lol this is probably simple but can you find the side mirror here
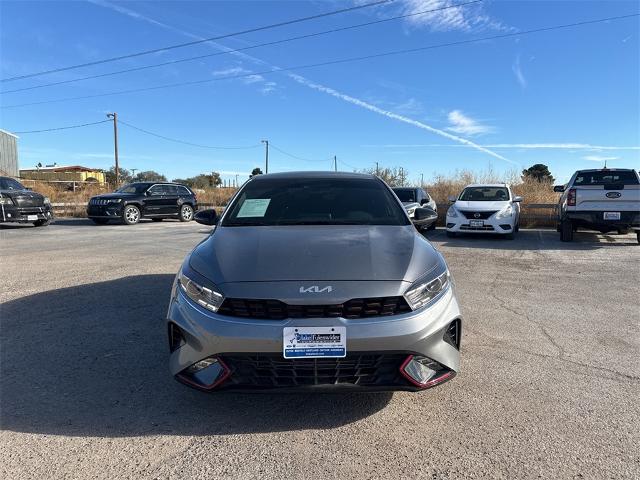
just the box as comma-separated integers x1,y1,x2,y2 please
413,207,438,225
513,196,523,203
448,195,457,203
553,185,565,193
194,209,218,226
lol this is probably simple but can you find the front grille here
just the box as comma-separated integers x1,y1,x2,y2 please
460,224,495,231
458,210,498,220
221,353,409,388
217,297,412,320
443,319,461,350
13,195,44,208
90,198,110,206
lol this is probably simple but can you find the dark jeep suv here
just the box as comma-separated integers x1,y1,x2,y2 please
0,176,53,227
87,182,198,225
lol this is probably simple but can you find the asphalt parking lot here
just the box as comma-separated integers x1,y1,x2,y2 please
1,219,639,479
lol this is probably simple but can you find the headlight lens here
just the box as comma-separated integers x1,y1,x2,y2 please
404,266,451,311
407,207,417,217
0,196,14,205
108,198,122,204
177,266,224,312
44,197,51,204
496,205,513,219
446,206,458,218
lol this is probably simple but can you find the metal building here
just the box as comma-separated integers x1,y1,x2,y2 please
0,129,19,177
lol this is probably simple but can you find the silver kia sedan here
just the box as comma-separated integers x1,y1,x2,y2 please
167,171,461,392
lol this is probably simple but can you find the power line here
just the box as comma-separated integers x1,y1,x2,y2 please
1,0,391,83
118,120,261,149
339,159,360,170
3,13,637,109
1,1,483,94
269,143,330,163
12,119,111,134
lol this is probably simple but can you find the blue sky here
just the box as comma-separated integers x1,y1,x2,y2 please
1,0,638,184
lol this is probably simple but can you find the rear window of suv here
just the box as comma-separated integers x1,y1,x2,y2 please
574,170,639,185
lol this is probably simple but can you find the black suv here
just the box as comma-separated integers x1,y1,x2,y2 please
87,182,198,225
0,176,53,227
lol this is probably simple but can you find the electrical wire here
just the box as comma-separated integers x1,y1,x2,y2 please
269,143,330,163
118,119,261,149
1,1,483,94
1,0,392,82
3,13,637,109
12,119,111,134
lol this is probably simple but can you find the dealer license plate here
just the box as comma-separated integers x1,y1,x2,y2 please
26,215,38,221
283,326,346,359
603,212,620,220
469,219,484,228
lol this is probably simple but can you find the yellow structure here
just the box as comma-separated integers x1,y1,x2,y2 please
20,165,106,184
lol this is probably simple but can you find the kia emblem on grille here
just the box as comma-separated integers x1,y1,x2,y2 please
299,286,333,293
473,212,481,218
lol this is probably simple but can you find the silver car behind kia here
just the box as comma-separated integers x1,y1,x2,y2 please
167,172,461,392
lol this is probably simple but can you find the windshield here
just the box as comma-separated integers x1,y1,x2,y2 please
222,177,410,226
0,177,26,190
459,187,510,201
574,170,639,185
116,183,149,194
393,188,416,203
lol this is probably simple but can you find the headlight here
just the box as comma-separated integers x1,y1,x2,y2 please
0,196,14,205
495,205,513,219
407,207,417,217
108,198,122,204
177,265,224,312
404,264,451,311
44,197,51,204
446,206,458,218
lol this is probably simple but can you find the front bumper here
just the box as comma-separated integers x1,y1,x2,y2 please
167,284,462,392
446,214,514,234
87,204,124,218
0,204,53,223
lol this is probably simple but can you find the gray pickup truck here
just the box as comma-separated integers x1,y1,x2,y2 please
554,168,640,243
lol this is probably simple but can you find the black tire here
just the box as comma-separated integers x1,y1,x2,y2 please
637,231,640,244
152,218,164,222
560,219,573,242
122,205,141,225
515,222,520,233
179,204,194,222
91,218,109,225
33,219,51,227
446,231,457,238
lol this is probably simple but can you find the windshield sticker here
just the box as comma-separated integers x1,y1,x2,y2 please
237,198,271,217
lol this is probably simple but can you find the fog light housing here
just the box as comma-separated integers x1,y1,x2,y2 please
176,356,230,390
400,355,456,389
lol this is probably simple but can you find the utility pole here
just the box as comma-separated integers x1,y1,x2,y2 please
421,173,424,186
106,113,119,186
235,174,239,187
261,139,269,174
334,155,337,172
131,168,138,179
375,162,379,177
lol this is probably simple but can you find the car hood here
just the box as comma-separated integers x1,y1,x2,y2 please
189,225,442,284
454,200,509,210
0,189,43,200
92,192,137,200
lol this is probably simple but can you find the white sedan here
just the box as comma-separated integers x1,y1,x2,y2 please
446,184,522,239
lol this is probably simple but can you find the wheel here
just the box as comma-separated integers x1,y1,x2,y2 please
560,219,573,242
179,204,194,222
91,218,109,225
33,219,51,227
122,205,141,225
514,222,520,233
446,231,456,238
152,218,163,222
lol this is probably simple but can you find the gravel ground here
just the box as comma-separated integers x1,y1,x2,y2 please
1,219,639,479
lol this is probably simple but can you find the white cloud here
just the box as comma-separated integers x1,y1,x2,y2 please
446,110,495,136
363,143,640,151
583,155,619,162
512,54,526,89
243,74,265,84
212,66,248,76
396,0,512,32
